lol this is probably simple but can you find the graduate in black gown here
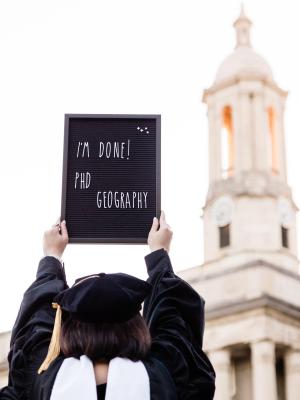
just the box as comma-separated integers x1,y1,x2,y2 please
0,211,215,400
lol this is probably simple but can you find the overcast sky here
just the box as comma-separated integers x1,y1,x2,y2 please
1,0,300,332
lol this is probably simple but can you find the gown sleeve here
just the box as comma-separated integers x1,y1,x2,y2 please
0,256,68,400
142,249,215,400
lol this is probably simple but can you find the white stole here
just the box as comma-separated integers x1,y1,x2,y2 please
50,355,150,400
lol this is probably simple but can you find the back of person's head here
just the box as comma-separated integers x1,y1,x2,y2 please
60,312,151,362
38,272,152,373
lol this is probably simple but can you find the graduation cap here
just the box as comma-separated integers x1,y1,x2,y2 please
38,272,151,374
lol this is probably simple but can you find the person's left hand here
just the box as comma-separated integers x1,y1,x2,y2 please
43,220,69,259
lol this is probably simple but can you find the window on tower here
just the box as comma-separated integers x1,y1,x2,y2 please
281,225,289,248
267,107,279,174
219,224,230,248
221,105,234,178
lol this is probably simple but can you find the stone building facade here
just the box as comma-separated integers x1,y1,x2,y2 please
179,7,300,400
0,332,10,388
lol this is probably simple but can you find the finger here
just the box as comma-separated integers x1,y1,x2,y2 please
160,210,167,227
60,220,69,241
150,216,159,233
51,225,61,235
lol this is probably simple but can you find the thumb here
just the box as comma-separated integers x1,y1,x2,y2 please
60,220,69,241
150,216,159,233
160,210,167,227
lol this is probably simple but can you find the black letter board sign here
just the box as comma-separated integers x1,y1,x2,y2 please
61,114,161,243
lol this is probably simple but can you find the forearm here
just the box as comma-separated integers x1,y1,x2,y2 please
143,251,205,344
144,248,174,279
142,249,215,397
36,256,66,281
11,256,68,348
6,256,68,392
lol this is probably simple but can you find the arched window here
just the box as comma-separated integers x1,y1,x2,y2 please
267,107,279,174
219,224,230,248
281,225,289,248
221,105,234,178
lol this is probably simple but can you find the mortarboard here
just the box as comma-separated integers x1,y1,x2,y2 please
55,272,151,323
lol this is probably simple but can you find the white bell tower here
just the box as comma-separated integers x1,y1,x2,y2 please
179,7,300,400
202,6,298,274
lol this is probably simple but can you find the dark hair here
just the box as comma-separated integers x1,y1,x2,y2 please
60,313,151,362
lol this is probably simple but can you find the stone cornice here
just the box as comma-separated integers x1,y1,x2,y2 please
203,171,297,209
180,258,300,284
202,75,288,102
205,293,300,322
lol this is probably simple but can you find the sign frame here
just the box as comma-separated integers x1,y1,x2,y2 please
61,113,161,244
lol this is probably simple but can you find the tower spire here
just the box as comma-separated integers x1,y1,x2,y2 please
233,4,252,48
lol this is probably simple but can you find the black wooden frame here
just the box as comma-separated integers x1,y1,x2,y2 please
61,113,161,244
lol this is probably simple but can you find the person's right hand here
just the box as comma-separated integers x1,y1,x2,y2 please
43,220,69,259
148,211,173,253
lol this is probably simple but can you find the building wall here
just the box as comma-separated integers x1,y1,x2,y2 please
233,357,252,400
0,369,8,389
0,332,10,388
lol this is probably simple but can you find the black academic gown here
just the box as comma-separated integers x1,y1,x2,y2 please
0,249,215,400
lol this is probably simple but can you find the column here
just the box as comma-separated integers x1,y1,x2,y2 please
285,349,300,400
209,349,232,400
207,105,222,182
251,340,277,400
252,92,270,171
238,92,253,171
276,101,288,183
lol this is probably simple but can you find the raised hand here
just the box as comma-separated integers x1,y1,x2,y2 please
147,211,173,253
43,220,69,259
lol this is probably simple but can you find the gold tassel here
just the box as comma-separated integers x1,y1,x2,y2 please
38,303,62,374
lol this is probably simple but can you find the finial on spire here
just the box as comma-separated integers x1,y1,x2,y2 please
233,3,252,48
240,3,246,18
